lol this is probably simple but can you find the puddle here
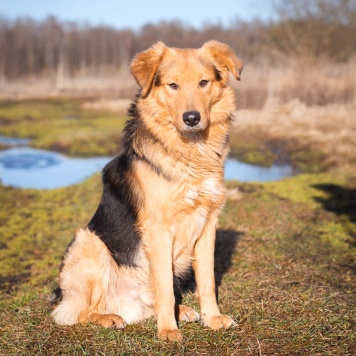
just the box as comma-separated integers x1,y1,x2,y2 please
0,147,110,190
224,158,294,182
0,147,294,190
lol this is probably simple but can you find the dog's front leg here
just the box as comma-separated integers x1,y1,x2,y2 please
193,216,235,330
144,230,182,342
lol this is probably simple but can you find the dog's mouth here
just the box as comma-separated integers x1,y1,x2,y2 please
179,125,209,142
179,122,208,138
177,121,209,143
182,124,204,132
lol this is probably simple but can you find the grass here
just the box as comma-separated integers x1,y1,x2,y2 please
233,59,356,109
0,171,355,354
0,98,355,354
0,98,127,156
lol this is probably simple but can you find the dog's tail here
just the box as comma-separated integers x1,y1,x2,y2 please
48,286,63,307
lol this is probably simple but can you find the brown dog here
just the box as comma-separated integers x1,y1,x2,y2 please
52,41,243,341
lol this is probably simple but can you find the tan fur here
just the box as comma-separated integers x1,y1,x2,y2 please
52,41,242,341
52,229,154,326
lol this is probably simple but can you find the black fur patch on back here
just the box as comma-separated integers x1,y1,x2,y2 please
88,153,141,267
86,98,144,267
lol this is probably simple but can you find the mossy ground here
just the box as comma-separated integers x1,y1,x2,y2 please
0,99,355,354
0,98,127,156
229,131,331,174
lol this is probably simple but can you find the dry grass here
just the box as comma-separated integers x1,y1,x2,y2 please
82,98,133,113
0,66,137,101
231,100,356,171
235,57,356,109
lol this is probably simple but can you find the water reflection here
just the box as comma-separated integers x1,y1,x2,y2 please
0,152,60,169
224,158,294,182
0,147,294,190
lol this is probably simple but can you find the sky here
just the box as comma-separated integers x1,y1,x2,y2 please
0,0,275,30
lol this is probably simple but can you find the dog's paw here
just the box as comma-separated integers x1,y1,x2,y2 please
203,314,235,330
158,328,183,342
90,313,127,329
176,304,200,322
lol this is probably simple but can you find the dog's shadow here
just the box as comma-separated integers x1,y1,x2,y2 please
175,229,241,303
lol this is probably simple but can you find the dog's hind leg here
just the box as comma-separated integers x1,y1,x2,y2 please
53,272,127,329
52,229,127,328
175,304,200,322
87,313,126,328
77,281,127,329
52,274,94,326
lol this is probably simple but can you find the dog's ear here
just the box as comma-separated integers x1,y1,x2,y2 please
200,41,243,81
130,42,166,97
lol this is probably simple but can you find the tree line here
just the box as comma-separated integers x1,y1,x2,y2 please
0,0,354,82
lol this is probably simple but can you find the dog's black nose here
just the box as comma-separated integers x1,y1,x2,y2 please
183,111,201,127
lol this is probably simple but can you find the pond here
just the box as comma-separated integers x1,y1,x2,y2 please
0,147,110,190
0,144,294,190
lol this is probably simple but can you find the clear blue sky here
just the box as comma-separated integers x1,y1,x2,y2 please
0,0,275,30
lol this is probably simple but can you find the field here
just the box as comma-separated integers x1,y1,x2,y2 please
0,98,355,355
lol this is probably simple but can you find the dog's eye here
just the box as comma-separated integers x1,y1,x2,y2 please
199,80,209,88
168,83,178,90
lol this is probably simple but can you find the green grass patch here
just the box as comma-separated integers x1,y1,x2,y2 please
230,133,276,167
0,98,126,156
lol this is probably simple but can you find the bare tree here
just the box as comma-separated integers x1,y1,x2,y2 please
0,5,354,83
269,0,356,61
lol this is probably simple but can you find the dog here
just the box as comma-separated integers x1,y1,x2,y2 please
52,41,243,342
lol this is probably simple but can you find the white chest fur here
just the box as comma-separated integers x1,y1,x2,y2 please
185,177,225,206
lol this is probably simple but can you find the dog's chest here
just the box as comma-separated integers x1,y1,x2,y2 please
183,177,225,208
172,206,206,246
170,177,225,251
136,161,225,240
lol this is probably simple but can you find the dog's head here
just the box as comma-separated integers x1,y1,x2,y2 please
131,41,243,134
